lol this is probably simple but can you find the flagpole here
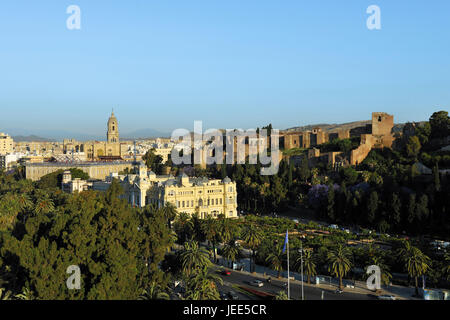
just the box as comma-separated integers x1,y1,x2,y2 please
301,240,304,300
287,229,290,300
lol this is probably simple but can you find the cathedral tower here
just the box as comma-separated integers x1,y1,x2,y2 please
107,111,119,143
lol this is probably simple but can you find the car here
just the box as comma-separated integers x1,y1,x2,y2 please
220,292,229,300
345,283,355,288
377,295,396,300
250,280,264,287
292,219,299,223
228,290,239,300
221,270,231,276
334,289,343,294
329,224,338,229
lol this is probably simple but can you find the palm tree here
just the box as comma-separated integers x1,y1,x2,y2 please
275,291,289,300
180,241,212,277
0,288,11,300
174,212,194,243
201,215,220,262
184,267,223,300
327,244,352,290
34,196,55,215
397,241,431,296
162,202,178,229
139,282,170,300
241,224,263,273
443,252,450,281
217,214,237,245
222,240,241,268
266,244,284,278
295,248,316,284
14,287,35,300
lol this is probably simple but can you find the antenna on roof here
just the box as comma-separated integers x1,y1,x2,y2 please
133,140,137,164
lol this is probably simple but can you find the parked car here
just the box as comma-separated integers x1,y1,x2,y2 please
329,224,338,229
377,295,396,300
250,279,264,287
228,290,239,300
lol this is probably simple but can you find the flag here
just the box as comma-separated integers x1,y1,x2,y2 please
282,230,288,253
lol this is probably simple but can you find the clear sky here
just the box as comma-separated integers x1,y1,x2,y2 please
0,0,449,136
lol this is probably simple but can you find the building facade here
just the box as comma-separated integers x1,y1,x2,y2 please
0,132,14,155
88,162,238,219
25,161,133,181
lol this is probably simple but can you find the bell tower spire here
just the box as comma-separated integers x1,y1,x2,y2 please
107,110,119,143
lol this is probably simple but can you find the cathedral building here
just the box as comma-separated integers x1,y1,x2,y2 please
65,111,122,161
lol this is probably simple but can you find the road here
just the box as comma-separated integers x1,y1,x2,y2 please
215,268,375,301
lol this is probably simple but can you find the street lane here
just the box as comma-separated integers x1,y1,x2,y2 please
216,268,374,300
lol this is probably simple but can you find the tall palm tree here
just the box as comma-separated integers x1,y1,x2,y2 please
201,215,220,262
162,202,178,229
139,282,170,300
217,214,237,245
241,224,263,273
266,244,284,278
327,244,352,290
174,212,194,243
222,240,241,268
295,248,317,284
180,241,212,277
184,267,223,300
397,241,431,296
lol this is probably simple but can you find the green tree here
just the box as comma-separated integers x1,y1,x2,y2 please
397,241,431,297
180,241,212,277
241,224,263,273
429,111,450,139
275,291,289,300
266,244,284,278
184,266,223,300
139,282,170,300
367,191,379,224
406,136,421,159
295,249,317,284
222,240,241,268
0,180,152,299
142,149,164,174
201,215,220,262
327,244,352,290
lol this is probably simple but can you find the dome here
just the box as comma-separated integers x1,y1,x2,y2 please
223,176,231,183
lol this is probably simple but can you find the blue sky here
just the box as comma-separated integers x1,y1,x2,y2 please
0,0,449,137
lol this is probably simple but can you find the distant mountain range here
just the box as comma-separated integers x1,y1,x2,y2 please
5,128,172,142
12,135,56,142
